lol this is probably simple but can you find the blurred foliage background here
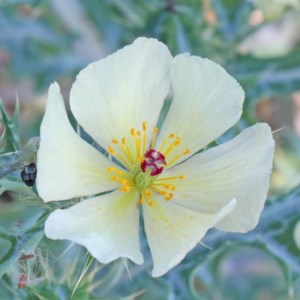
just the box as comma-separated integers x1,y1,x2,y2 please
1,0,300,299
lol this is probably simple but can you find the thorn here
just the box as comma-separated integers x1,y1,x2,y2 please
272,126,286,135
123,259,132,282
199,241,212,250
59,242,76,258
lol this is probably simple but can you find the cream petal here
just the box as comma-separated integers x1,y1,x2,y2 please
162,123,274,233
70,37,172,151
143,197,236,277
45,190,143,264
156,54,244,165
37,82,119,202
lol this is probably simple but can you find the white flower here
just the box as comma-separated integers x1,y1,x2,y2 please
37,38,274,277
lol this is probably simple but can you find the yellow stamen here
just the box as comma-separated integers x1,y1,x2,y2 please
142,121,147,132
151,127,158,149
182,148,190,155
130,128,136,136
174,137,181,146
116,169,128,176
165,193,174,201
145,190,153,196
166,148,190,167
108,167,132,181
143,133,147,154
119,143,134,164
108,146,115,155
108,142,132,168
119,138,134,163
162,137,180,157
141,190,154,206
135,134,141,160
151,187,167,196
152,183,177,192
114,153,131,168
119,186,131,192
159,133,175,152
163,144,174,157
120,179,128,185
141,122,147,154
156,175,185,182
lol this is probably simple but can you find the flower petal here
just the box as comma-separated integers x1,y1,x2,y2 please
70,37,172,151
143,197,236,277
37,82,119,202
45,190,143,264
162,123,274,233
157,54,244,165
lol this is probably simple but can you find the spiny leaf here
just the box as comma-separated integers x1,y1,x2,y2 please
0,230,44,278
0,137,39,179
0,98,21,154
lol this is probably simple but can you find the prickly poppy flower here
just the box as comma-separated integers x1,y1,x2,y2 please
37,38,274,277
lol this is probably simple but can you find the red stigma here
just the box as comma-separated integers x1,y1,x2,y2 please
141,149,166,176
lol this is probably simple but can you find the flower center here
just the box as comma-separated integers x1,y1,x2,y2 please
130,164,156,189
107,121,189,205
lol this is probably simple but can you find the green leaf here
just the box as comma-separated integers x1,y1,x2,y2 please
0,98,21,153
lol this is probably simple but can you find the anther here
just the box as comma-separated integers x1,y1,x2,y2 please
182,148,190,155
165,193,174,201
119,186,131,192
142,121,147,132
174,137,180,146
145,190,153,196
111,139,118,144
130,128,135,136
108,146,115,154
